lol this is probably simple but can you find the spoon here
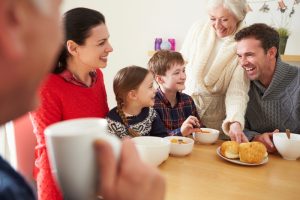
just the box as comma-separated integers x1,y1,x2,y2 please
286,129,291,139
193,123,202,132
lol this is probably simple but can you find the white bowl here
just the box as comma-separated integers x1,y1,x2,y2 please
273,132,300,160
192,128,220,144
164,136,194,156
131,136,170,166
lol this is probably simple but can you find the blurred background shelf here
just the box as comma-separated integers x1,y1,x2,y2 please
281,55,300,62
148,52,300,62
148,50,156,57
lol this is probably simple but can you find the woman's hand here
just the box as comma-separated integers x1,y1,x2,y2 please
228,122,248,143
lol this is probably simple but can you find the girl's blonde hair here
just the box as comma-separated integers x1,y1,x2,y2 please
113,65,149,137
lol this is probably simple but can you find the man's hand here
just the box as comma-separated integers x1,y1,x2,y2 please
228,122,248,143
94,139,165,200
253,130,278,153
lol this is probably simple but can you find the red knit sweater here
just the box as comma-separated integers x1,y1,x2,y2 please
31,69,109,200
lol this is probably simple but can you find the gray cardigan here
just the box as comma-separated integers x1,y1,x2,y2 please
244,58,300,140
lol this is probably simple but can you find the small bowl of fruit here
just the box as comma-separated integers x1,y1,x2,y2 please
164,136,194,156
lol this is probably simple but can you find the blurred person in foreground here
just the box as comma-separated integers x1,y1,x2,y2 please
0,0,165,199
235,23,300,153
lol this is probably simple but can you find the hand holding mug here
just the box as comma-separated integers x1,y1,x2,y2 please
94,139,166,200
45,118,121,200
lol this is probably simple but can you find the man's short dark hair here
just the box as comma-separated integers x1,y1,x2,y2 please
235,23,280,58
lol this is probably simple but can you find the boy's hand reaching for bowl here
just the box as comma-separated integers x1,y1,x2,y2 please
181,116,201,136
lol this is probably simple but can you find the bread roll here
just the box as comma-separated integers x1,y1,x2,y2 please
239,142,267,164
220,141,239,159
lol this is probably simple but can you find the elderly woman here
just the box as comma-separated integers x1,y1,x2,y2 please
181,0,249,142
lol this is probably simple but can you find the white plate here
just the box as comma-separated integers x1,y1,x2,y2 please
216,147,268,166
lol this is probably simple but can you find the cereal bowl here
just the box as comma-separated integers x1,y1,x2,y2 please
131,136,171,166
193,128,220,144
273,132,300,160
164,136,194,156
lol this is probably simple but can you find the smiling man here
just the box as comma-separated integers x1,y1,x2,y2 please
235,23,300,153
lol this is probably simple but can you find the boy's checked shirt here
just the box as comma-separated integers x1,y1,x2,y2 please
153,88,203,136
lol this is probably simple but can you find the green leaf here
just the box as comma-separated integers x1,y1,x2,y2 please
276,27,290,37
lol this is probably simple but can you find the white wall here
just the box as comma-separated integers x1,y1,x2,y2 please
245,0,300,54
61,0,207,108
61,0,300,108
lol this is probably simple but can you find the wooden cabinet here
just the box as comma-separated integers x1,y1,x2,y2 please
149,51,300,63
281,55,300,62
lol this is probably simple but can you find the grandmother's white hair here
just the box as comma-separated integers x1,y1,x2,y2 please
207,0,248,21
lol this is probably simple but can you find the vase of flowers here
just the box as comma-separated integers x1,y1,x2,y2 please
249,0,300,54
274,0,299,54
277,27,290,54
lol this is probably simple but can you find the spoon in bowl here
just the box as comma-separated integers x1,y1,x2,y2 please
286,129,291,139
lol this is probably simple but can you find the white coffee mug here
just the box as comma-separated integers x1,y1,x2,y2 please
45,118,121,200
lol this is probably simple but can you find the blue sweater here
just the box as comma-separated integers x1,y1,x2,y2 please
0,156,35,200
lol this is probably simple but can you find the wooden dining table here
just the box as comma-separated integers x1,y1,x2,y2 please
159,140,300,200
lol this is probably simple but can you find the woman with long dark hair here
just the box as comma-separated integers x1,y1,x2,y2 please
31,7,113,199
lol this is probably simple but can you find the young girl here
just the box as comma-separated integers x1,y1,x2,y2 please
30,8,113,200
107,66,167,138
